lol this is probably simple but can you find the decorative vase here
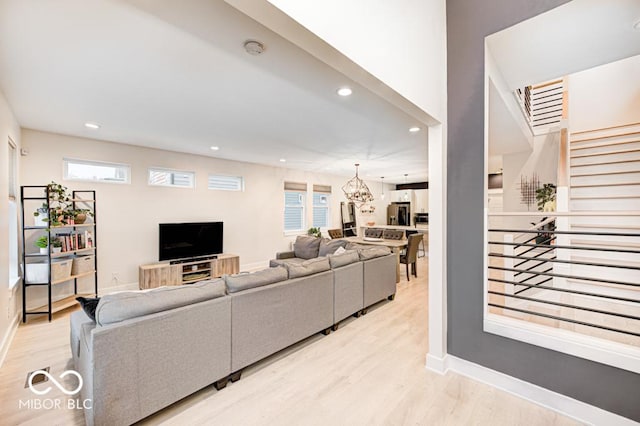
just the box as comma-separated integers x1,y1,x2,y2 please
75,213,87,224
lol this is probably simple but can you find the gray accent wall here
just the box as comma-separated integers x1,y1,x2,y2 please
446,0,640,421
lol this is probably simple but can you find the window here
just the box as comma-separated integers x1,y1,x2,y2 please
64,158,130,184
148,168,195,188
284,182,307,233
312,184,332,228
208,174,244,191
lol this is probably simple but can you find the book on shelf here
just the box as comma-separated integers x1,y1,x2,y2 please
56,230,94,252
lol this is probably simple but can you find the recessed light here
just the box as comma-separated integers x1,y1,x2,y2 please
84,122,100,129
279,158,286,163
337,87,352,97
210,146,219,151
409,126,421,133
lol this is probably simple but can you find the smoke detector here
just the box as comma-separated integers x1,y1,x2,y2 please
244,40,265,56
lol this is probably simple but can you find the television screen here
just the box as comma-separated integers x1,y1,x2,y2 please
159,222,223,261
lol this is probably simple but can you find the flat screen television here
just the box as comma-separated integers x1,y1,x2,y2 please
159,222,223,262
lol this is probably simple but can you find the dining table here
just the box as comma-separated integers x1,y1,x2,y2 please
344,236,408,283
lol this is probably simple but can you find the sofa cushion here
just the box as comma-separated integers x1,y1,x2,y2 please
269,257,305,268
358,246,392,260
95,279,226,326
328,250,360,269
225,266,288,293
345,242,367,250
318,238,348,257
293,235,321,259
285,257,331,279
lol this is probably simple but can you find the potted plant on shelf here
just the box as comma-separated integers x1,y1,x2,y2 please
71,208,94,224
51,237,63,253
33,203,48,227
46,181,74,226
35,235,49,254
307,227,322,238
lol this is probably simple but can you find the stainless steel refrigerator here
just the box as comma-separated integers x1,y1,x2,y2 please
387,202,411,226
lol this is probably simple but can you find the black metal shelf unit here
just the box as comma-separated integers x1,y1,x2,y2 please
20,185,98,322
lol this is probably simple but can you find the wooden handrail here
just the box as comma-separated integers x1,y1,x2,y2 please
531,79,563,90
571,122,640,136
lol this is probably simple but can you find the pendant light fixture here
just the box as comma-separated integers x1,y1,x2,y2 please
342,163,374,207
403,174,410,201
380,176,385,200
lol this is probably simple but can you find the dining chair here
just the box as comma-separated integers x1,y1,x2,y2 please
327,228,344,239
383,229,404,240
364,228,383,238
405,229,425,257
400,233,423,281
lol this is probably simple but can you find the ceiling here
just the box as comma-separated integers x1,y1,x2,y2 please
487,0,640,90
0,0,428,184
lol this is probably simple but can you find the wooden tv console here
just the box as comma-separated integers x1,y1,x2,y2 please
138,254,239,289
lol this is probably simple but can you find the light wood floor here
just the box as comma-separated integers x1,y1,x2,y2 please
0,257,579,426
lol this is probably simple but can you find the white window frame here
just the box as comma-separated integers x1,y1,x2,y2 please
284,190,306,235
63,157,131,184
312,192,330,228
148,167,195,189
208,174,244,191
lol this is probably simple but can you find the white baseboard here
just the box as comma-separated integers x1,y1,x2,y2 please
437,355,636,426
425,353,448,375
0,314,20,369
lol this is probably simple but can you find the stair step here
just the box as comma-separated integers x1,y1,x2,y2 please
570,239,640,250
570,255,640,269
571,155,640,167
569,196,640,212
571,141,640,158
571,127,640,143
570,223,640,231
570,137,640,151
571,169,639,178
571,147,640,159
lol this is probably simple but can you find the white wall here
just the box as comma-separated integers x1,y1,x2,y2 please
502,132,559,227
569,54,640,132
0,89,21,365
20,129,388,298
264,0,447,124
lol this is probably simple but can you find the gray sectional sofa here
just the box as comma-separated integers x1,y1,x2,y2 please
70,238,395,426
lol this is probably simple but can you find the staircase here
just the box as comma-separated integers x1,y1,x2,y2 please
516,79,566,135
561,122,640,344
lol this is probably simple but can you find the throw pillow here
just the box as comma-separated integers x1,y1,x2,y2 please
293,235,321,259
76,296,100,321
318,238,348,256
358,246,392,260
328,250,360,268
286,257,331,279
225,266,288,293
334,246,346,255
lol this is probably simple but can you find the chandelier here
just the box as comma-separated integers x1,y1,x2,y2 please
342,163,374,207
